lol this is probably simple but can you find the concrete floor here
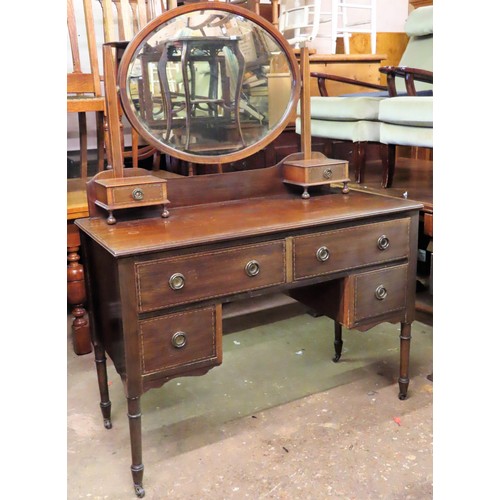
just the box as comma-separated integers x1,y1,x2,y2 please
68,296,433,499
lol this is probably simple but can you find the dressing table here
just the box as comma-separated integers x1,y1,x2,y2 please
76,3,422,497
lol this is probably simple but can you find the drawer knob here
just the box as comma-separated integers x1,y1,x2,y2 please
374,285,388,300
169,273,185,290
132,188,144,201
316,246,330,262
245,260,260,277
377,235,390,251
323,168,333,179
171,331,187,349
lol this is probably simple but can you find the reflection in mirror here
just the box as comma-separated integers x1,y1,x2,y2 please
122,8,295,159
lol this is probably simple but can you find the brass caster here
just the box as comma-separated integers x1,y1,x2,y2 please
103,418,112,430
134,485,145,498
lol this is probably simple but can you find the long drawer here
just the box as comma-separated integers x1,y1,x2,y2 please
139,305,222,376
136,241,286,312
292,218,410,280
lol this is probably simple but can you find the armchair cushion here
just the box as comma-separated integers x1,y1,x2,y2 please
309,96,385,121
378,96,433,128
379,96,433,148
296,117,380,143
405,5,433,36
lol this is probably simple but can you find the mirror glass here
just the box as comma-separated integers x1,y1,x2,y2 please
119,6,298,163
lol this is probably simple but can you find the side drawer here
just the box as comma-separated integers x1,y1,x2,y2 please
136,241,286,312
293,219,410,280
139,305,222,377
344,264,408,326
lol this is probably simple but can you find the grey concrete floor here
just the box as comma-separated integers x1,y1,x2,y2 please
68,297,433,499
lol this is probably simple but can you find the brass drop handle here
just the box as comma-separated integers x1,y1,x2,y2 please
245,260,260,277
374,285,388,300
316,246,330,262
377,235,390,250
171,331,187,349
169,273,185,290
132,188,144,201
323,168,333,179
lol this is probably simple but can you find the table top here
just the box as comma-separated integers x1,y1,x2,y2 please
76,189,422,257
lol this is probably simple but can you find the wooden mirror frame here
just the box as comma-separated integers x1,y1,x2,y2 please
117,1,301,165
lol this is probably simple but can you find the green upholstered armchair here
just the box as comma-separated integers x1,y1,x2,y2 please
297,5,433,185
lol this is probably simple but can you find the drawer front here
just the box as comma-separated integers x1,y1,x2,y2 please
351,264,408,323
136,241,286,312
112,182,165,205
139,305,221,376
293,219,410,280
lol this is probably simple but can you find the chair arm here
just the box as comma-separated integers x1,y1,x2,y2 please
310,71,387,97
379,66,433,96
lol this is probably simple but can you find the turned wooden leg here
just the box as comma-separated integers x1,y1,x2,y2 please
127,396,145,498
398,322,412,400
381,144,396,188
67,226,92,355
94,344,112,429
333,321,343,362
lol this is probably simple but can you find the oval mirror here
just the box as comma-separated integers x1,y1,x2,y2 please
118,2,300,165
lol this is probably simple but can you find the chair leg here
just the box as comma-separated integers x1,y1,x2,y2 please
78,112,88,179
353,142,366,184
96,111,105,172
381,144,396,188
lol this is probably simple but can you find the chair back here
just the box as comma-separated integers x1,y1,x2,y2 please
67,0,102,98
98,0,166,42
397,6,433,94
278,0,322,48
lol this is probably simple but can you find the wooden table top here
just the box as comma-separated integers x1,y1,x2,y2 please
76,189,422,257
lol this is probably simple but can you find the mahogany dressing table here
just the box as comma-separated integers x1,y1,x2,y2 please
76,4,423,497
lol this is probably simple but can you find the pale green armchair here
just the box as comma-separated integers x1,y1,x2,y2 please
298,5,433,185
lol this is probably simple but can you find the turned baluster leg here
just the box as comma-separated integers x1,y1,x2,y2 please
67,231,92,355
94,344,112,429
127,395,145,498
333,321,343,362
398,322,412,400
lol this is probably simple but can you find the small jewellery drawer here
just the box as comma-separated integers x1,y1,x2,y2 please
136,241,286,312
94,175,168,209
292,219,410,280
139,305,222,376
346,264,408,325
111,182,165,206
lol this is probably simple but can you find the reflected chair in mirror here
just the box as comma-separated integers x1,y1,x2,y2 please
67,0,107,355
301,5,433,185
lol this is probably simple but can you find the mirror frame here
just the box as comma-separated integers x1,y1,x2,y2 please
117,1,301,165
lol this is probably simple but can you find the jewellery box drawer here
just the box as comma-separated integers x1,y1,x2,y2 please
292,219,410,280
136,241,286,312
139,305,222,377
343,264,408,326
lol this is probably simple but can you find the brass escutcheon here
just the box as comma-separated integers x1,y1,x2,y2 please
377,235,390,250
323,168,333,179
132,188,144,201
316,246,330,262
245,260,260,277
374,285,388,300
171,331,187,349
169,273,185,290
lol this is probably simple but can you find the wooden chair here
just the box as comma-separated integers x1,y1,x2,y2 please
98,0,173,170
67,0,107,355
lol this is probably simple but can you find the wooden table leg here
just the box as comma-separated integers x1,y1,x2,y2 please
67,224,92,355
398,322,412,400
94,343,112,429
127,395,145,498
333,321,343,362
